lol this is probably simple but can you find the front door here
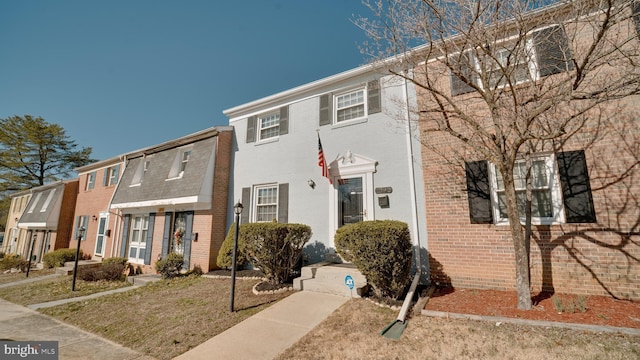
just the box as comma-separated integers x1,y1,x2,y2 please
337,177,365,227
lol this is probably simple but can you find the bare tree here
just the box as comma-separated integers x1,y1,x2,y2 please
357,0,640,309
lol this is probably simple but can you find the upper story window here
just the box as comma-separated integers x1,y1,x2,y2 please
167,147,193,179
335,88,365,123
131,158,151,186
86,172,96,190
40,189,56,212
254,185,278,222
246,106,289,144
258,112,280,141
27,193,42,213
318,80,381,127
451,24,573,96
103,165,120,187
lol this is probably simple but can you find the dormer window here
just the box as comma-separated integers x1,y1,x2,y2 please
40,188,56,212
167,147,193,180
131,157,152,186
180,151,191,175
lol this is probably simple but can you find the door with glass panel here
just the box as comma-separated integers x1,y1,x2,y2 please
337,177,365,227
128,215,148,264
95,215,107,256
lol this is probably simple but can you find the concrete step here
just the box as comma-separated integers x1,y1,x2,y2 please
127,274,162,286
56,260,102,275
294,263,367,298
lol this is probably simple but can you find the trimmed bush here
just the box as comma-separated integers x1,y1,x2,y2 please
42,248,83,268
155,253,184,279
216,223,248,270
103,257,128,266
78,263,126,282
334,220,412,300
0,254,28,271
242,222,312,284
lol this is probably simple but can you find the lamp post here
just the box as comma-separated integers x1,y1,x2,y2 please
229,201,243,312
71,226,85,291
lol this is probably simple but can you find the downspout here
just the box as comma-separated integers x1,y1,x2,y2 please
396,72,424,324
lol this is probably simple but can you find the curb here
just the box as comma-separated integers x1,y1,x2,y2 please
421,309,640,336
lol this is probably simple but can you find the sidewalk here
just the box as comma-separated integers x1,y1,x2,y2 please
174,291,349,360
0,298,154,360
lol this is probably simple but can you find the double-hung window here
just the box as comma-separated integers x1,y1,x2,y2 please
86,172,96,190
335,88,365,123
490,154,563,224
254,185,278,222
128,215,149,263
104,165,120,186
258,112,280,141
486,42,535,88
180,151,191,175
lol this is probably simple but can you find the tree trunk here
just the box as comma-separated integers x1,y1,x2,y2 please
501,168,533,310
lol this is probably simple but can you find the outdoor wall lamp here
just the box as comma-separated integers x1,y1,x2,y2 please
72,226,85,291
308,179,316,189
92,215,97,221
230,201,243,312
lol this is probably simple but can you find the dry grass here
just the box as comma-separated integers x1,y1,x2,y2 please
276,299,640,360
0,268,55,285
0,274,131,305
40,276,290,360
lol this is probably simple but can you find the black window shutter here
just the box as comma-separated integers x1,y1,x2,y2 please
102,168,108,187
279,106,289,135
182,211,194,269
82,216,89,240
241,187,251,224
246,116,257,143
161,213,172,258
450,52,476,96
319,94,332,126
120,214,131,258
533,25,574,77
278,183,289,223
367,80,381,114
556,150,596,223
465,161,494,224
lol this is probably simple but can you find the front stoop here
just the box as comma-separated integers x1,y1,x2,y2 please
294,262,367,298
55,260,101,275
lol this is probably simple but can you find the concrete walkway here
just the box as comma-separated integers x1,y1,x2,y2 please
0,298,154,360
0,273,61,288
174,291,349,360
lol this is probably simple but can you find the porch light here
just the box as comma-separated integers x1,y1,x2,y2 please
230,201,243,312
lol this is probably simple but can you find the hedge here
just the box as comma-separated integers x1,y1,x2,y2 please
42,248,83,268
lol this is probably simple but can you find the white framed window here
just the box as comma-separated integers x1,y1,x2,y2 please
254,185,278,222
105,166,119,186
485,40,537,88
489,154,564,225
258,112,280,141
86,172,96,190
40,189,56,212
180,151,191,174
128,215,148,264
335,87,366,123
131,158,151,186
167,147,193,180
27,193,42,213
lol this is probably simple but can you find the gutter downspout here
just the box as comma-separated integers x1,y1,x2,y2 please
382,72,424,337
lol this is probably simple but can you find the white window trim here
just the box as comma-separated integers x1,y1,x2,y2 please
27,193,42,213
333,86,367,125
257,111,280,142
94,214,108,257
130,157,151,187
166,146,194,180
252,184,278,223
86,172,95,191
40,189,56,212
489,154,565,225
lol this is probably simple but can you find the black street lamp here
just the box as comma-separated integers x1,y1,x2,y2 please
229,201,243,312
71,226,85,291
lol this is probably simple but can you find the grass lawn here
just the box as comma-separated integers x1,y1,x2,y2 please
0,268,56,285
40,276,290,360
0,274,131,305
276,299,640,360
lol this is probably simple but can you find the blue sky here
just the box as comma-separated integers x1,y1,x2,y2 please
0,0,373,161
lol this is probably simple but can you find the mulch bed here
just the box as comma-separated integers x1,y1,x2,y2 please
425,287,640,329
205,269,293,293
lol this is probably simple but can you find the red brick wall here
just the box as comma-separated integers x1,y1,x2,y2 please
418,13,640,299
53,180,79,250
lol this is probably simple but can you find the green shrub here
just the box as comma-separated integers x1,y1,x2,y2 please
42,248,83,268
155,253,184,279
334,220,412,300
242,222,312,284
78,263,126,282
216,223,248,270
103,257,128,266
0,252,5,259
0,254,29,271
186,264,204,277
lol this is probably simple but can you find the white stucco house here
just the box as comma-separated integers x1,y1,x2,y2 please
224,65,428,275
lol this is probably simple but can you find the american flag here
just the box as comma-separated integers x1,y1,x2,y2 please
318,134,332,184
